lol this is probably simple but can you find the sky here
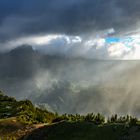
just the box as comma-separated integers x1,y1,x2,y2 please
0,0,140,59
1,0,140,116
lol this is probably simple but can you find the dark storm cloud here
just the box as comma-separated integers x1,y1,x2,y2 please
0,0,140,43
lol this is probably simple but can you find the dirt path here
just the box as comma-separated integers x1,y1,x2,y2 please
15,124,47,139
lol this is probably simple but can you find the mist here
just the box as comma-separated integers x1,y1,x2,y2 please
0,0,140,117
0,46,140,117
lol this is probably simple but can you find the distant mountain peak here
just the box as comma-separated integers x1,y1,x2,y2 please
10,44,34,54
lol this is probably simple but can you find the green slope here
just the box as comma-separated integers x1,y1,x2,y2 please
21,121,140,140
0,91,56,139
0,90,55,124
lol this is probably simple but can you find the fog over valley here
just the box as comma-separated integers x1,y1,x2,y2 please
0,46,140,117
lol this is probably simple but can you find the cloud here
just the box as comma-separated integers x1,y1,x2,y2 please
0,0,140,59
1,0,140,115
0,0,140,44
2,29,140,59
1,47,140,116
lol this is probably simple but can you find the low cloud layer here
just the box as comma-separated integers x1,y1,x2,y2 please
0,47,140,116
2,30,140,59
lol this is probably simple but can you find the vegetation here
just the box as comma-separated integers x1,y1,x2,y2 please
0,90,56,125
1,90,140,139
21,121,140,140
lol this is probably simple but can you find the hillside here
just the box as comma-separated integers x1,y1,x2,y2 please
0,92,140,140
0,117,46,139
20,121,140,140
0,91,55,139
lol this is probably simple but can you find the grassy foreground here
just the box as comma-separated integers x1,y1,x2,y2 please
0,117,47,139
20,121,140,140
1,119,140,140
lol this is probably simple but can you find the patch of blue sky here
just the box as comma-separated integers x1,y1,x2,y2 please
105,37,135,49
105,37,120,44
